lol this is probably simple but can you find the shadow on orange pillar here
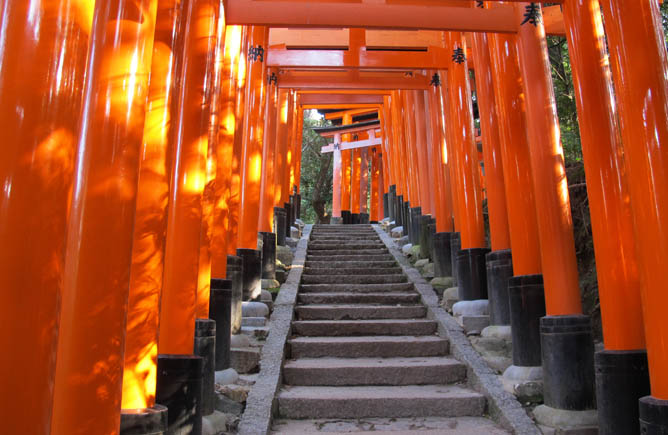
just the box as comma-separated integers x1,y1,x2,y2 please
159,0,219,355
224,26,249,256
195,0,224,320
0,1,89,432
488,31,542,276
121,0,185,411
600,0,668,401
238,25,268,249
445,32,485,249
51,0,158,433
258,71,279,233
471,31,511,252
212,25,245,276
516,4,581,315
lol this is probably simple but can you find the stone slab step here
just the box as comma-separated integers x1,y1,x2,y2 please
283,356,466,386
303,267,404,276
271,417,510,435
277,385,486,419
299,283,415,293
308,244,386,250
288,335,449,358
295,304,426,320
298,292,420,305
307,249,389,256
304,261,397,269
301,274,407,285
309,236,380,242
230,347,260,374
292,319,437,337
241,317,267,327
306,255,394,262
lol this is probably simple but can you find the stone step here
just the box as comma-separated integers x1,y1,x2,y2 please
277,385,486,419
307,249,389,256
308,243,386,250
295,304,426,320
304,260,397,269
306,254,395,262
303,267,404,276
292,319,437,337
301,274,407,285
299,283,415,293
288,335,449,358
298,292,421,305
309,236,380,242
271,417,511,435
283,356,467,386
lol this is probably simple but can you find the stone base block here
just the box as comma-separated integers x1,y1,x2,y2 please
452,300,489,317
502,365,543,403
261,279,280,289
401,244,413,255
533,405,598,434
241,317,267,327
455,315,490,335
441,287,459,311
482,325,512,342
230,348,260,374
391,226,404,238
330,217,343,225
203,411,233,435
240,326,269,340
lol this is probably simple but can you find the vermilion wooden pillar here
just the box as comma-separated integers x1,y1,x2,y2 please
352,148,362,214
332,133,343,220
414,90,433,215
516,4,582,315
0,1,89,432
294,104,304,196
238,25,269,249
390,92,407,200
600,0,668,410
471,31,511,252
274,88,290,208
159,0,221,354
289,98,301,195
226,26,249,255
121,0,184,410
402,90,421,208
51,0,158,432
195,0,225,319
341,112,353,212
360,147,370,214
370,147,381,221
445,32,485,249
487,33,542,277
440,68,463,232
212,25,245,275
258,69,279,233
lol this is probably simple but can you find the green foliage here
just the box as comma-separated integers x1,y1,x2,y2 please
299,112,333,224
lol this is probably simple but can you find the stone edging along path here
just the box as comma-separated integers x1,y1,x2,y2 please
373,225,541,435
238,224,312,435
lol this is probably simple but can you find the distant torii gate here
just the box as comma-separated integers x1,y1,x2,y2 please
316,120,383,223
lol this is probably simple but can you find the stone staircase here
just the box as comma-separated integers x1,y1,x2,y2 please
272,224,509,434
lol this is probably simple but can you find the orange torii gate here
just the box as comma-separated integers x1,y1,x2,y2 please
3,1,668,434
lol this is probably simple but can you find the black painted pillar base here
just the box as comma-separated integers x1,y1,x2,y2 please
508,274,545,367
121,405,168,435
342,210,352,225
295,193,301,219
486,250,513,326
540,315,596,411
395,195,404,226
433,232,454,277
450,232,461,286
596,350,649,435
259,232,276,280
226,255,243,334
284,202,292,236
456,248,490,301
409,207,421,245
289,195,296,225
402,201,410,238
426,221,436,261
640,396,668,435
419,215,435,259
388,185,396,221
156,355,203,435
209,280,232,371
194,319,216,416
359,212,370,224
383,193,390,218
351,213,360,224
236,248,262,301
273,207,287,246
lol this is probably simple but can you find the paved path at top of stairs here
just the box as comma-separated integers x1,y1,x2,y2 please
272,224,509,434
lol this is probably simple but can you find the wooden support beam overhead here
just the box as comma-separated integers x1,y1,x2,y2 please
278,71,431,90
300,93,385,105
324,108,379,120
226,0,518,33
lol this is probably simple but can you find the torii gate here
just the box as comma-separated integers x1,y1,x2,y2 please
315,119,383,223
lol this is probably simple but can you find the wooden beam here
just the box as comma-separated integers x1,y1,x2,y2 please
300,93,385,105
324,108,379,120
226,0,518,33
322,136,383,153
278,71,431,90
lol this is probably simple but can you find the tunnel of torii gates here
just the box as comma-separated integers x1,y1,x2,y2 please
3,0,668,434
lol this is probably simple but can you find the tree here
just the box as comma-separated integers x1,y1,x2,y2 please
299,113,333,224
